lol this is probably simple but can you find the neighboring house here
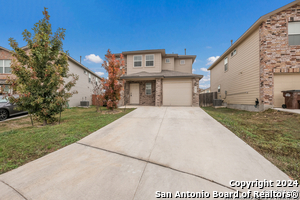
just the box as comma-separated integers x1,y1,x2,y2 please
116,49,203,106
0,45,101,107
200,87,210,94
208,0,300,111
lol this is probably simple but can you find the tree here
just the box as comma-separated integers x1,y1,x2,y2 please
7,8,78,125
91,77,104,113
101,50,125,111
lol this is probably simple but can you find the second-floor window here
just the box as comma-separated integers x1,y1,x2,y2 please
180,60,185,65
288,21,300,45
0,60,11,74
145,54,154,67
165,58,170,63
224,57,228,72
88,73,91,83
134,55,142,67
231,49,237,57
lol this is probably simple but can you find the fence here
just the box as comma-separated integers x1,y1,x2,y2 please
199,92,218,107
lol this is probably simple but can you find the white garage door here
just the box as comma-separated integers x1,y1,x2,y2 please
274,74,300,107
163,79,192,106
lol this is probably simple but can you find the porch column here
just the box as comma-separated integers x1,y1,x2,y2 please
155,78,162,106
192,78,200,107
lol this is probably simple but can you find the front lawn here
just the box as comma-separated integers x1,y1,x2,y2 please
202,107,300,181
0,107,134,175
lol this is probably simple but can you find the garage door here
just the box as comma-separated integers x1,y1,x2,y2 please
163,79,192,106
274,74,300,107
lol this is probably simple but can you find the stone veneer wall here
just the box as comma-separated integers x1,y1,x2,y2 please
155,78,162,106
259,4,300,106
192,78,200,106
0,50,15,80
123,80,156,106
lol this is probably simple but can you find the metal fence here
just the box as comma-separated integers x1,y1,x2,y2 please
199,92,218,107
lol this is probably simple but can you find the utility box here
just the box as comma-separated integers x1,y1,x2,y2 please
213,99,223,107
80,101,90,107
281,90,300,109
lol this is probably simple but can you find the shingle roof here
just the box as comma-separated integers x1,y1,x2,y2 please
120,70,203,79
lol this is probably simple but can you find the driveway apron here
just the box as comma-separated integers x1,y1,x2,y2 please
0,107,290,200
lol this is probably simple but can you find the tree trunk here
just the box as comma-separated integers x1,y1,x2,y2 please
59,106,62,124
29,113,34,126
43,120,47,126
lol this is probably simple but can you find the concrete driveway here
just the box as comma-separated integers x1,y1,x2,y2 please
0,107,290,200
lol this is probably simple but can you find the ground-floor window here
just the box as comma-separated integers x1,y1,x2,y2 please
0,85,11,95
145,83,152,95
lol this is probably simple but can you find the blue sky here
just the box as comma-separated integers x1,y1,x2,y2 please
0,0,294,88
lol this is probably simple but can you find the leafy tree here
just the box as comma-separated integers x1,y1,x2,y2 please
7,8,78,125
101,50,125,111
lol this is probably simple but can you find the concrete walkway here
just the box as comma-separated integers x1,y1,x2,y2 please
0,107,290,200
273,107,300,114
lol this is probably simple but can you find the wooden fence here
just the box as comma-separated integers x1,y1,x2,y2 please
199,92,218,107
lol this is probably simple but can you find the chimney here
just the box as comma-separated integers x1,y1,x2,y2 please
184,48,186,55
231,40,233,45
80,56,82,63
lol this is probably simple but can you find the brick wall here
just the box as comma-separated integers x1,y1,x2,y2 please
259,4,300,105
155,78,162,106
0,49,15,80
124,80,156,106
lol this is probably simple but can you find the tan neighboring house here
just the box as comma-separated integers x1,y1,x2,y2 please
116,49,203,106
208,0,300,111
200,87,211,94
0,45,101,107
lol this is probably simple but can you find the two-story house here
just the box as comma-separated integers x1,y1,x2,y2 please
208,0,300,111
116,49,203,107
0,45,101,107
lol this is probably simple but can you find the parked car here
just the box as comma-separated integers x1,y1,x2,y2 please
0,95,28,121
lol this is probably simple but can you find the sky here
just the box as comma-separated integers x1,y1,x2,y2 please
0,0,294,89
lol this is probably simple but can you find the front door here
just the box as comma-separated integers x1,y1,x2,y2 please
130,83,139,104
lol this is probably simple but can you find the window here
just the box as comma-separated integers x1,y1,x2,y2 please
288,22,300,45
96,77,98,86
180,60,185,65
0,60,11,74
231,49,237,57
165,58,170,63
224,57,228,72
145,83,152,95
218,85,221,93
88,73,91,83
134,55,142,67
145,54,154,67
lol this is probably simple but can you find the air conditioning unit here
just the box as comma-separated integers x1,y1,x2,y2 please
80,101,89,107
213,99,223,106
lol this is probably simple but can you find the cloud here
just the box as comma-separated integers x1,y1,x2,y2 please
200,75,210,83
200,68,208,72
192,68,196,73
206,56,220,66
199,84,210,89
206,46,212,49
194,59,197,63
95,72,104,76
84,54,103,63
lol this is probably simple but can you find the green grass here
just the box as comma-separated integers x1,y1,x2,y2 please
202,107,300,181
0,107,134,175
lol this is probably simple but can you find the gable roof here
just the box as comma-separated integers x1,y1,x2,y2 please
20,46,102,79
0,46,11,52
208,0,300,70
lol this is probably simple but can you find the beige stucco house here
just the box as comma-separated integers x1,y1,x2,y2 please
208,0,300,111
116,49,203,106
0,45,101,107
